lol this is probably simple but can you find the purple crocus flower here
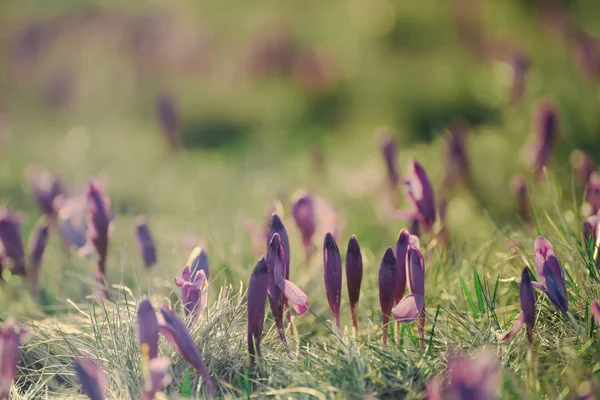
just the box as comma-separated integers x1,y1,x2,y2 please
0,208,27,276
380,132,400,190
345,235,362,332
426,350,500,400
85,180,113,293
443,121,471,193
175,266,208,317
135,216,157,269
157,305,215,399
267,213,292,323
247,257,269,366
394,230,410,305
392,159,436,232
139,357,171,400
137,298,159,360
511,175,533,228
502,267,536,345
0,319,29,399
25,165,65,217
582,214,597,246
27,222,50,296
592,301,600,327
570,150,595,189
291,192,317,261
56,194,88,251
524,100,559,178
393,246,426,344
586,172,600,216
74,357,106,400
532,236,569,318
323,232,342,330
378,247,397,345
574,32,600,80
185,246,210,280
156,93,180,151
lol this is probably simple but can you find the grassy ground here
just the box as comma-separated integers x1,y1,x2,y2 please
1,0,600,398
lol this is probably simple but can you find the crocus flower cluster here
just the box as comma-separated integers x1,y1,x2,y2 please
392,159,436,234
0,319,29,399
25,165,65,218
135,216,157,268
524,100,559,178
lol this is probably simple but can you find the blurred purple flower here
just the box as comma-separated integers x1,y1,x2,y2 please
393,246,426,344
582,214,596,247
324,232,342,330
175,266,208,317
574,32,600,80
291,192,317,261
426,350,500,400
0,208,27,276
157,305,215,399
393,159,436,232
533,236,569,318
378,247,397,345
524,100,559,178
27,222,50,296
85,180,113,293
570,150,596,189
135,216,157,268
247,28,296,77
139,357,171,400
501,267,536,345
25,165,65,217
56,194,88,250
509,50,530,104
247,257,269,366
345,235,362,332
74,357,106,400
443,121,471,193
185,246,210,280
586,172,600,217
380,132,399,190
156,93,180,151
511,175,533,228
0,319,29,399
137,298,159,360
592,301,600,328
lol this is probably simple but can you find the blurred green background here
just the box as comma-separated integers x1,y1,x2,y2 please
0,0,599,320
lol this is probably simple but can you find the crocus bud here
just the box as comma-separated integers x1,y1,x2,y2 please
524,100,559,178
157,306,215,399
0,208,26,276
520,267,536,346
247,257,269,366
380,131,399,190
135,216,157,268
139,357,171,400
509,50,529,104
267,213,290,279
324,233,342,330
27,222,50,296
394,230,410,305
570,150,595,189
345,235,362,332
393,246,426,344
25,165,65,217
378,247,397,345
586,172,600,216
403,159,436,232
511,175,533,228
175,267,208,317
533,236,568,317
291,192,316,261
74,357,106,400
86,180,113,291
137,298,159,360
443,121,471,194
592,301,600,327
185,246,209,280
156,93,180,151
0,319,29,399
582,216,596,247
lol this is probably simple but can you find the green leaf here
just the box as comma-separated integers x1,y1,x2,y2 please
473,268,485,315
460,276,479,318
181,370,191,397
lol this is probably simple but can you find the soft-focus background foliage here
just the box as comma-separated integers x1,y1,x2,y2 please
1,0,600,398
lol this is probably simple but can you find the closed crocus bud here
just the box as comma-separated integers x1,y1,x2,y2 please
401,159,436,232
25,165,65,217
324,233,342,330
0,319,29,399
140,357,171,400
393,246,426,345
586,172,600,216
380,131,400,190
394,230,410,305
511,175,533,227
582,216,597,247
592,301,600,327
524,100,559,178
291,192,316,260
185,246,209,280
0,208,26,276
135,216,157,268
157,305,215,400
443,121,471,193
378,247,397,345
137,298,159,360
175,266,208,317
156,93,180,151
267,213,292,324
520,267,536,347
345,235,362,332
570,150,595,189
74,357,106,400
27,222,50,296
86,180,113,291
533,236,568,316
247,257,269,366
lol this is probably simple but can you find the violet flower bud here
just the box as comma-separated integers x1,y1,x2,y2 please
393,230,410,305
533,236,568,317
324,233,342,330
25,165,65,217
586,172,600,216
175,267,208,317
0,208,26,276
267,213,292,323
520,267,536,346
397,159,436,232
185,246,209,280
380,131,399,190
27,222,50,296
291,192,316,260
137,298,159,360
582,216,596,247
86,180,113,290
74,357,106,400
247,257,269,366
509,50,529,104
524,100,559,178
443,121,471,193
56,194,88,250
156,93,180,151
157,305,215,399
378,247,397,345
570,149,595,189
345,235,362,332
0,319,29,399
135,216,157,269
511,175,533,227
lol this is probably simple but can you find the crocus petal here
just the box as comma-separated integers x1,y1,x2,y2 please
136,298,159,360
394,230,410,304
267,213,290,280
135,216,157,268
74,358,106,400
281,279,309,316
247,257,269,365
531,281,546,292
323,232,342,329
520,268,536,328
143,356,172,398
592,301,600,327
186,246,209,280
380,133,400,189
345,235,362,330
407,246,425,295
500,312,524,342
0,319,28,398
392,293,425,322
265,233,286,345
0,208,27,276
534,236,568,315
405,159,436,230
